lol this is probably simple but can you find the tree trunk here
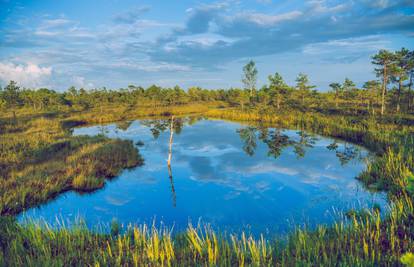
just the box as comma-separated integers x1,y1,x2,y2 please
409,72,413,111
167,117,176,207
276,94,280,110
168,164,176,207
301,91,305,106
397,79,402,113
381,66,387,116
167,116,174,167
11,109,17,125
100,105,103,126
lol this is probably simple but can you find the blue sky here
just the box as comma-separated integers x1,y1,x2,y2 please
0,0,413,91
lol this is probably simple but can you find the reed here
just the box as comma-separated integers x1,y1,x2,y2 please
0,197,413,267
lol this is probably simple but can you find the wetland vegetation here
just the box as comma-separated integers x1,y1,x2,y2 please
1,48,414,266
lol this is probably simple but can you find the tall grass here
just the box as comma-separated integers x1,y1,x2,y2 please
1,196,413,266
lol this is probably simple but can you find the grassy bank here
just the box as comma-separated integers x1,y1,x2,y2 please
1,105,414,266
65,102,225,124
1,196,413,266
0,103,225,215
0,113,143,216
206,108,414,195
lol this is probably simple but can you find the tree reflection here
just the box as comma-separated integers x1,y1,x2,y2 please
237,126,364,164
168,164,176,208
237,127,257,156
188,116,203,125
293,131,318,158
257,124,269,141
238,126,303,159
327,141,363,165
167,116,176,208
264,129,295,158
140,120,168,139
141,117,184,207
115,121,133,131
141,117,188,139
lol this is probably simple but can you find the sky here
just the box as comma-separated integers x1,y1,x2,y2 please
0,0,413,91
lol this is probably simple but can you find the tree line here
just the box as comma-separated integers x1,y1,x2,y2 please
1,48,413,116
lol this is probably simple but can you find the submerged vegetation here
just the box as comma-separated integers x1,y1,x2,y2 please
1,48,414,265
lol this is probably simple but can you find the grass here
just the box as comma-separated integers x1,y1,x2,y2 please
0,113,143,215
1,103,221,216
0,196,413,266
1,104,414,266
65,102,225,125
206,108,414,194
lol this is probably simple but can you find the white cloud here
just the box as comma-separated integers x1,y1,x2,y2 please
364,0,389,9
179,144,239,157
307,1,350,13
0,62,52,87
245,163,299,176
166,33,238,50
306,36,389,51
256,0,272,4
235,11,303,26
71,75,94,88
110,62,191,72
41,18,72,29
1,0,412,90
301,35,391,62
113,6,151,24
33,18,95,40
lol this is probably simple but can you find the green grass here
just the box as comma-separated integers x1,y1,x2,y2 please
1,104,414,266
0,195,413,266
0,114,143,215
65,102,225,124
1,104,221,216
206,108,414,194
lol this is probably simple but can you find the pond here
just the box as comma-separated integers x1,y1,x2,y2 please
19,117,387,235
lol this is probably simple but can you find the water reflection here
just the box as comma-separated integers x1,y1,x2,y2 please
19,117,386,235
142,117,182,208
116,121,133,131
141,117,186,139
168,165,176,208
237,127,257,156
140,118,364,165
237,125,364,165
327,142,365,166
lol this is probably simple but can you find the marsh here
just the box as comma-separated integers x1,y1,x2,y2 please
19,117,387,235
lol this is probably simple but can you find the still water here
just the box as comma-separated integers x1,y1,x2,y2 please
19,117,387,235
